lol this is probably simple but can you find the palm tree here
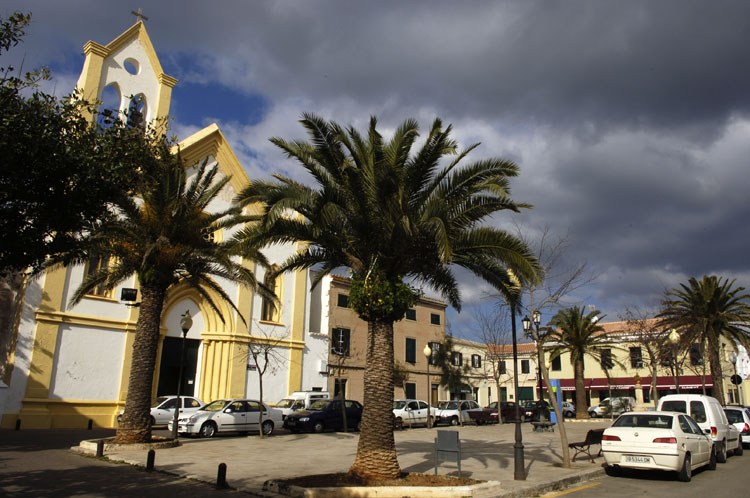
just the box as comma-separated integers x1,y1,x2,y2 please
659,275,750,405
234,114,538,480
66,140,268,444
547,306,610,419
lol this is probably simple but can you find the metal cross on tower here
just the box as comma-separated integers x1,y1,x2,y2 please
131,8,149,23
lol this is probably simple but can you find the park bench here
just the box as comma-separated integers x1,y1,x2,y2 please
531,420,555,432
568,428,604,463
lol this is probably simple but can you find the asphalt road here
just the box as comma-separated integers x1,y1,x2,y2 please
0,428,253,497
542,450,747,498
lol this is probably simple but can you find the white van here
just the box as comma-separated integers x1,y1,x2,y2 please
657,394,742,462
275,391,330,419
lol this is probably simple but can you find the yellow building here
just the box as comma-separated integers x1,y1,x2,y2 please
1,21,328,429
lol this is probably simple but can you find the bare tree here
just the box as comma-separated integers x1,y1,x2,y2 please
511,224,597,469
475,308,513,424
247,323,288,439
619,307,670,406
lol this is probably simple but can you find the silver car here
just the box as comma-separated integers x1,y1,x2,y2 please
170,398,283,437
118,396,203,426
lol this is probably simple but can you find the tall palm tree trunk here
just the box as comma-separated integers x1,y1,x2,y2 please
574,355,589,419
349,319,400,480
115,285,166,443
707,333,725,405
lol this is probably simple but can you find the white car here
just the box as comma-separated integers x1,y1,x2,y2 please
602,411,716,482
724,406,750,448
562,401,575,418
169,399,283,437
393,399,437,428
589,397,636,418
435,400,483,426
118,396,203,426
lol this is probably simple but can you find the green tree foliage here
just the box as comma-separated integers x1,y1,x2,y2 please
63,133,270,444
0,12,144,276
659,275,750,405
235,113,538,479
547,306,609,419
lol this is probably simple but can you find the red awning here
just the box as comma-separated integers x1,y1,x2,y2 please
542,375,712,391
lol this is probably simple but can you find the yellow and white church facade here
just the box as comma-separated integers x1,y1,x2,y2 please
0,21,332,429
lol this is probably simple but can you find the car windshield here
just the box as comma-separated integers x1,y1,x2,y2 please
151,396,170,408
613,414,673,428
276,399,296,409
308,400,331,411
725,410,744,423
438,401,459,410
394,401,407,409
201,400,230,412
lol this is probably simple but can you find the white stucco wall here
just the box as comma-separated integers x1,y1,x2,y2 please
245,346,290,404
48,325,126,400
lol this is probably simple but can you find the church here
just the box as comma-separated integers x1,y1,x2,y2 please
0,20,332,429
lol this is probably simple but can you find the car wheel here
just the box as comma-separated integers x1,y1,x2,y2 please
450,416,459,426
604,465,622,477
394,417,403,430
313,421,325,433
677,453,691,482
261,420,274,436
735,440,743,456
708,446,717,470
199,422,217,438
717,441,728,463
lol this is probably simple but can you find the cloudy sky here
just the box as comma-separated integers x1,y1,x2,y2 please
4,1,750,339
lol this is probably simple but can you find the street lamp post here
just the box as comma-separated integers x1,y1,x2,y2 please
510,302,526,480
729,352,744,405
171,310,193,440
423,344,433,429
668,328,681,394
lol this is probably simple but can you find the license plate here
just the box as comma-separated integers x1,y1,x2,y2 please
624,455,651,463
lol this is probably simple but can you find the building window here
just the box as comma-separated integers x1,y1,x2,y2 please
601,349,613,370
521,359,530,374
428,342,441,365
337,293,350,308
405,382,416,399
551,355,561,371
84,256,112,297
331,328,351,356
451,352,463,366
690,343,703,366
630,347,643,369
405,337,416,364
430,313,440,325
405,309,416,321
334,378,347,398
499,360,507,374
261,266,282,322
471,354,482,368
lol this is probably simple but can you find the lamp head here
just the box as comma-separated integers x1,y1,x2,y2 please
533,310,541,325
180,310,193,335
668,328,680,345
522,316,531,333
423,344,432,358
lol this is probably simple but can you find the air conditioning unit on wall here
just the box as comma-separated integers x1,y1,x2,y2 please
318,360,328,373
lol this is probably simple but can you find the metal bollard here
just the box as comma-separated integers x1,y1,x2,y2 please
14,419,20,431
146,449,155,472
96,439,104,457
217,463,228,489
88,419,93,430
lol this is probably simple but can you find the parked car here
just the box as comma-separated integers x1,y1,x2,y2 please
435,400,483,425
485,401,522,423
562,401,576,418
522,400,551,422
275,391,330,419
118,395,203,426
169,398,282,438
283,399,363,433
723,406,750,448
588,397,636,418
393,399,436,428
657,394,741,463
602,411,716,482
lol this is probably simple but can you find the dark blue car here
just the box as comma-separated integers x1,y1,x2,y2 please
283,399,363,433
